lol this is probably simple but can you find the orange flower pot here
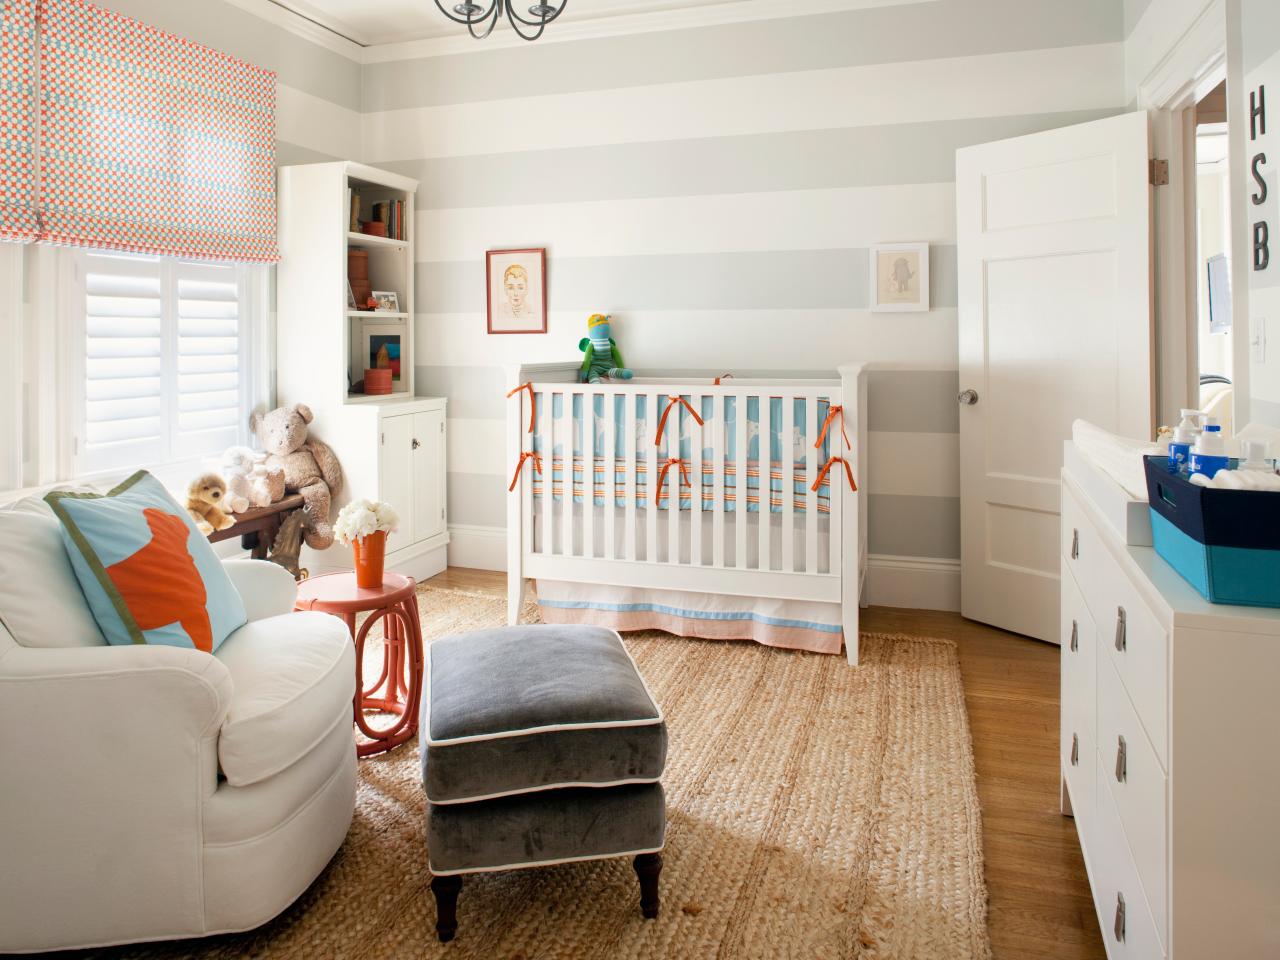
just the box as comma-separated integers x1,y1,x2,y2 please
353,530,387,588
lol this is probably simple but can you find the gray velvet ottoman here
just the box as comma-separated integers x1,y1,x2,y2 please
420,624,668,941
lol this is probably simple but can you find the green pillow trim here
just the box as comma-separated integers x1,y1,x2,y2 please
44,470,152,646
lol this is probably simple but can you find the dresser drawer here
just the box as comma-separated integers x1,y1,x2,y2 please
1098,655,1168,946
1061,563,1097,723
1091,755,1165,960
1061,485,1098,599
1061,696,1094,833
1096,563,1168,770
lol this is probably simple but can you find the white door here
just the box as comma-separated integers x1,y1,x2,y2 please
412,409,446,542
957,111,1153,642
380,414,415,555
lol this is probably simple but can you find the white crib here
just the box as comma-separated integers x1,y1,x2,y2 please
504,363,867,664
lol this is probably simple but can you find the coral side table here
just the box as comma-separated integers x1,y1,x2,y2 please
295,571,423,757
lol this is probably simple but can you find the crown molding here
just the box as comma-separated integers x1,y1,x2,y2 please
220,0,366,61
228,0,922,66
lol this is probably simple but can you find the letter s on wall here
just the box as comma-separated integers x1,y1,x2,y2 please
1252,152,1268,206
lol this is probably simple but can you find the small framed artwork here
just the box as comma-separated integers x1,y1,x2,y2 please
371,290,400,313
869,242,929,312
487,247,547,334
362,320,403,382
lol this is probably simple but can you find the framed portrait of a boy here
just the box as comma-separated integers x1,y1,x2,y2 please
487,248,547,334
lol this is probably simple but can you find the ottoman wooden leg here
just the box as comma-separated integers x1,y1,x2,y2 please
633,852,662,919
430,874,462,942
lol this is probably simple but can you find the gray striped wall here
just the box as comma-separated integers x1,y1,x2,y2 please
369,0,1128,562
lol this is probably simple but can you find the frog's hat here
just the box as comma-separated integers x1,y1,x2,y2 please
587,313,610,329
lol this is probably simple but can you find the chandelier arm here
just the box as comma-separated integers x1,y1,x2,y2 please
507,17,547,40
467,1,501,38
432,0,498,25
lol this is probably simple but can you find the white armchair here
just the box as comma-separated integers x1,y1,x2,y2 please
0,500,357,953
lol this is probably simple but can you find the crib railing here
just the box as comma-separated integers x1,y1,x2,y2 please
506,364,867,662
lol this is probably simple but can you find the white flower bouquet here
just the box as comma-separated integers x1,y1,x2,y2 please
333,498,399,547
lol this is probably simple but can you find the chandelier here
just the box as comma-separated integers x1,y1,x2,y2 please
433,0,569,41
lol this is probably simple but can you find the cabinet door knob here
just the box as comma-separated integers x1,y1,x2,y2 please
958,389,979,405
1115,735,1127,783
1114,606,1126,651
1114,892,1126,942
412,438,421,450
1070,732,1079,767
1069,620,1078,652
1070,528,1079,560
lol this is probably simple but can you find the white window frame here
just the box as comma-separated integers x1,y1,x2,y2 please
59,247,270,485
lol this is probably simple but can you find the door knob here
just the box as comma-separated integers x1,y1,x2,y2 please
412,438,421,450
958,389,979,405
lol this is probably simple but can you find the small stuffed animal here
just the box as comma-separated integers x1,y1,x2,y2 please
187,473,236,535
579,313,633,384
220,447,255,514
221,446,285,512
250,403,344,549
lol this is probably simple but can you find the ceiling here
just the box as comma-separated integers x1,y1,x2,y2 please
273,0,748,47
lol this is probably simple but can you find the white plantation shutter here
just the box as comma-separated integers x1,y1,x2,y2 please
76,250,259,475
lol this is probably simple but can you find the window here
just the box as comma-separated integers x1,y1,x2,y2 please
67,249,267,477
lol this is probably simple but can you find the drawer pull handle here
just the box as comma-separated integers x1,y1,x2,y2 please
1114,606,1127,652
1069,620,1078,653
1070,732,1079,767
1114,892,1126,942
1070,528,1079,560
1115,735,1127,783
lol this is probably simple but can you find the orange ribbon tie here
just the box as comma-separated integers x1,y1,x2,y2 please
815,404,852,450
811,455,857,493
655,457,692,506
507,382,536,434
508,450,543,492
654,395,705,446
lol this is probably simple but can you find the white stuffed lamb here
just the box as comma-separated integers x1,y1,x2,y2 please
220,447,257,514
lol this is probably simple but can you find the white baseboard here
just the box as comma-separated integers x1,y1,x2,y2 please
448,525,961,612
864,554,961,612
447,523,507,571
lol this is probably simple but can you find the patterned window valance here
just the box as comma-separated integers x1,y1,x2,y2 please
0,0,38,243
32,0,279,262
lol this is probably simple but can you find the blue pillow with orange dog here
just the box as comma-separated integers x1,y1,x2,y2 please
45,471,246,652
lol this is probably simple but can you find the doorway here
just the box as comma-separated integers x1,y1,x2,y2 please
1194,80,1235,434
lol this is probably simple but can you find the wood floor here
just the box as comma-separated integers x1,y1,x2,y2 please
426,568,1106,959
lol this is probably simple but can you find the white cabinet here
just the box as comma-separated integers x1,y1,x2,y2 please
276,160,449,582
1060,454,1280,959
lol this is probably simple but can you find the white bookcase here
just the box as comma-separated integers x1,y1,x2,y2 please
277,161,447,581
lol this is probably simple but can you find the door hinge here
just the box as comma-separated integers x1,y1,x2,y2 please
1148,158,1169,186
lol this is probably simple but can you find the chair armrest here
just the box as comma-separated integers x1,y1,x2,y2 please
0,644,234,949
223,558,299,621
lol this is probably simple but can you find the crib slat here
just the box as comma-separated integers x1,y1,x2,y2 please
521,391,533,557
712,395,725,568
690,393,703,567
735,391,749,569
604,393,617,561
541,390,553,558
582,391,596,560
646,391,660,563
560,389,574,556
782,394,796,573
624,392,637,561
806,395,819,574
759,394,774,572
668,394,681,565
827,394,841,577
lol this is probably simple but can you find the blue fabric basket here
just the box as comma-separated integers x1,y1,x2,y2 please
1143,456,1280,607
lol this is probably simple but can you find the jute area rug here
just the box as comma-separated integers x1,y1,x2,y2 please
78,585,991,960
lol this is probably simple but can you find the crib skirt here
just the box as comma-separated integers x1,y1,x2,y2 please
535,580,844,656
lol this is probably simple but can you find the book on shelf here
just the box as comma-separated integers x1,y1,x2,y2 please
349,190,360,232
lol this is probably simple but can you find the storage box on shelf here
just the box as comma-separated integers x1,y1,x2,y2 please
1060,443,1280,959
277,161,447,581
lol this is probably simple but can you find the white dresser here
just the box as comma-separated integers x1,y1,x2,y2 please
1059,459,1280,959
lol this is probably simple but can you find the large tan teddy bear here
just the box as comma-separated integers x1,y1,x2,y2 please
250,404,343,549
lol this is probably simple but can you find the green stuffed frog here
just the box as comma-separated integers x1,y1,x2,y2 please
579,313,633,383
